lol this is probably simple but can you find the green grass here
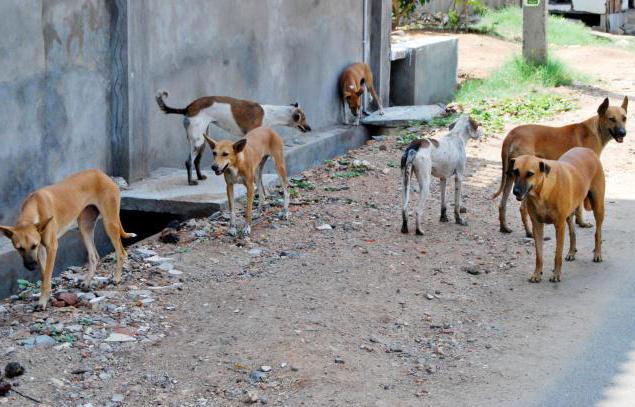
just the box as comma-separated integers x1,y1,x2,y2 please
474,7,611,46
455,56,579,133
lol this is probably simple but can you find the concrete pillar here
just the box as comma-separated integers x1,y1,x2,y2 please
522,0,548,64
370,0,391,107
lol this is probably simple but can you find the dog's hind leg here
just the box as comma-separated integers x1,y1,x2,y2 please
185,149,197,186
414,163,431,236
78,206,100,290
565,214,577,261
99,197,128,284
575,205,593,228
454,174,468,226
194,144,207,181
272,152,289,219
498,173,514,233
520,201,532,237
401,168,412,234
589,183,605,262
256,156,270,200
439,178,448,222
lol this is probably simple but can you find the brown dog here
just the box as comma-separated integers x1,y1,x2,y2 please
204,127,289,237
339,62,384,125
0,170,136,309
512,148,605,283
493,97,626,236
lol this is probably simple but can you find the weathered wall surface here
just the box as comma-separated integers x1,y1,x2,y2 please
0,0,114,225
133,0,365,178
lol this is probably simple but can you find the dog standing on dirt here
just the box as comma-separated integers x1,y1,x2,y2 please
0,170,136,309
493,97,627,236
156,92,310,186
203,127,289,237
401,115,482,235
339,62,384,125
511,148,605,283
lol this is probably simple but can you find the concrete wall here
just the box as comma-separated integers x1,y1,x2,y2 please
0,0,114,225
134,0,366,179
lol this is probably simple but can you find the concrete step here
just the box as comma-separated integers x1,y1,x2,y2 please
361,105,446,127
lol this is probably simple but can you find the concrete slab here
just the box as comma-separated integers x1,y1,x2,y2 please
361,105,445,127
122,125,370,217
390,36,458,106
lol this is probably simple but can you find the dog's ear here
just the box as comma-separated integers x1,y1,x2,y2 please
290,102,299,108
598,98,610,116
539,161,551,175
0,226,14,239
292,112,300,122
35,217,53,234
622,96,628,113
203,134,216,148
233,138,247,153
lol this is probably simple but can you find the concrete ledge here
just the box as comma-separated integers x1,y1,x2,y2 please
122,125,370,217
390,36,458,106
361,105,445,127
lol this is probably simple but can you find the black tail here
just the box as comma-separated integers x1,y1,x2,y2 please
156,91,187,115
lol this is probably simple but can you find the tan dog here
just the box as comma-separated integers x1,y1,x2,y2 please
493,97,626,236
204,127,289,237
339,62,384,125
0,169,136,309
511,148,605,283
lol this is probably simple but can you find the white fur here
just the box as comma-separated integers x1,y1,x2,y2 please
261,105,295,128
401,115,482,234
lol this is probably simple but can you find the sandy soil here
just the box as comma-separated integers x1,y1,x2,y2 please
0,34,634,407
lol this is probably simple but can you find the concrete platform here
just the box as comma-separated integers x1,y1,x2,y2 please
390,36,458,106
121,125,370,217
361,105,445,127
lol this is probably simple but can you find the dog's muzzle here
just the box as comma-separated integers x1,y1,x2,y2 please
610,127,626,143
513,185,531,202
298,124,311,132
211,164,228,176
23,259,37,271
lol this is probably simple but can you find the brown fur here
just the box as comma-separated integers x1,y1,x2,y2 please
339,62,383,118
204,128,289,236
0,170,135,309
494,97,627,235
184,96,265,133
512,148,605,283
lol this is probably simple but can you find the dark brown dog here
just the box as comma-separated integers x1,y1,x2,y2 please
339,62,384,125
493,97,626,236
512,148,605,283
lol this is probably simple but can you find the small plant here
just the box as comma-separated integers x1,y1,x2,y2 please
387,161,399,168
290,178,315,190
392,0,429,29
79,317,94,326
289,187,299,199
17,279,40,294
397,130,421,147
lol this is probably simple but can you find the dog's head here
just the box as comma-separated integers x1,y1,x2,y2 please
598,96,628,143
290,102,311,132
203,135,246,176
511,155,550,202
449,115,483,140
343,81,364,117
0,217,53,270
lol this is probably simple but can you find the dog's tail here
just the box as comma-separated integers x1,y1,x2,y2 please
491,137,512,200
584,191,593,211
119,225,137,239
156,91,187,115
400,142,419,234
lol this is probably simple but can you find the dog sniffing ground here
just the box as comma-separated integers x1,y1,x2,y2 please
0,37,634,407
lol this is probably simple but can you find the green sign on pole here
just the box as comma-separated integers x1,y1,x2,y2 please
524,0,540,6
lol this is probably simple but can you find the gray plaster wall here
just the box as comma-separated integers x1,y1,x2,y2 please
0,0,114,225
135,0,365,179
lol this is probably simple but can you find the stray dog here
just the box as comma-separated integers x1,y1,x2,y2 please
156,92,310,186
493,97,627,236
203,127,289,237
339,62,384,125
401,115,482,235
0,170,136,309
511,148,605,283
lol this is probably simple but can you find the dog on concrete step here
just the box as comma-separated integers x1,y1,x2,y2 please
401,115,482,235
156,92,310,186
339,62,384,125
511,148,605,283
0,169,136,309
204,127,289,237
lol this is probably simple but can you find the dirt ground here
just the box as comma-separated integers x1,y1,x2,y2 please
1,34,634,407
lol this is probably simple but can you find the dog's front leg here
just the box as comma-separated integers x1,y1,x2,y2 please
454,174,468,226
243,182,255,237
39,241,58,310
565,215,577,261
342,100,349,125
529,218,544,283
226,183,237,236
575,204,593,228
550,220,566,282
